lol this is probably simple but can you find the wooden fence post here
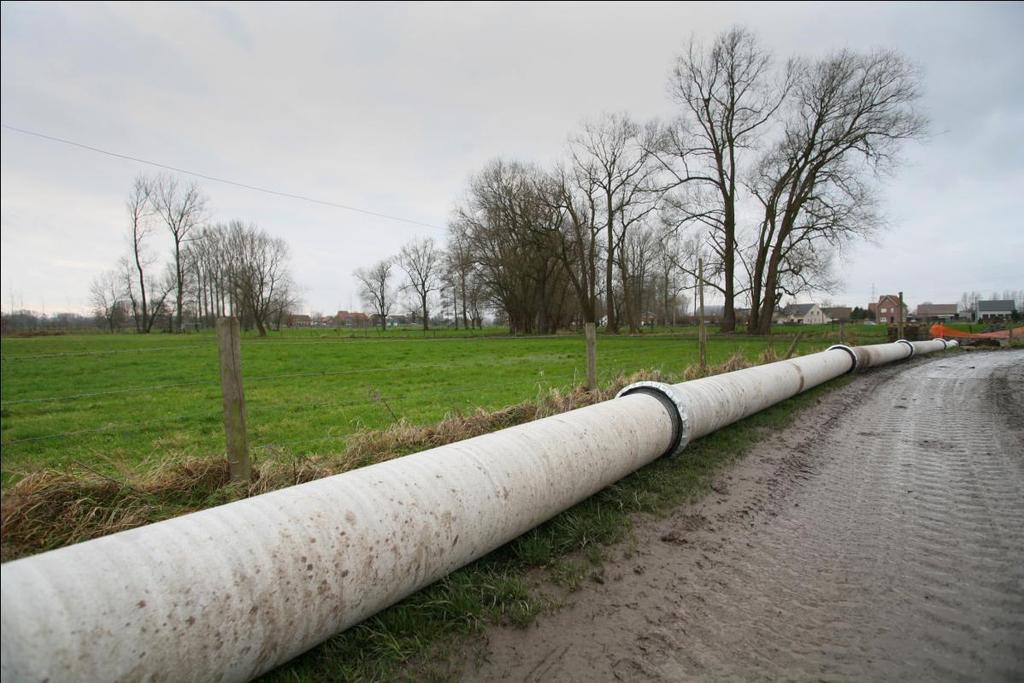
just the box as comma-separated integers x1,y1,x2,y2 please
584,322,597,392
217,317,251,483
785,331,804,360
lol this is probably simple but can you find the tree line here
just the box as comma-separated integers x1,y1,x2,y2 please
355,27,927,335
90,174,296,335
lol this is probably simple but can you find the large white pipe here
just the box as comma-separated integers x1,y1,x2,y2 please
1,394,676,682
909,338,948,355
0,341,953,682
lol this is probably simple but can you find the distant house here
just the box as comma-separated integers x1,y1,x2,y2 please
822,306,852,323
388,314,410,326
286,314,312,328
778,303,828,325
977,300,1017,321
915,303,958,321
335,310,371,328
871,295,908,324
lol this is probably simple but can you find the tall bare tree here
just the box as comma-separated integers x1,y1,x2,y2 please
542,164,602,325
664,27,791,333
124,175,171,334
653,224,691,326
354,259,395,331
619,224,658,332
570,113,660,332
397,237,442,331
446,225,476,330
746,49,926,334
454,160,572,334
154,175,206,332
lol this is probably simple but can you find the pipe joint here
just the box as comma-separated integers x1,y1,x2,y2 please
896,339,915,357
826,344,858,374
615,381,689,456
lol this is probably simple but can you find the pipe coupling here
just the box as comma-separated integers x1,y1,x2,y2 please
896,339,915,357
826,344,858,374
615,381,689,456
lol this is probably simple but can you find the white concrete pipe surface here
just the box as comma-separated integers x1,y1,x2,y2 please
909,339,948,355
668,349,852,442
1,393,675,683
0,340,954,683
854,340,914,368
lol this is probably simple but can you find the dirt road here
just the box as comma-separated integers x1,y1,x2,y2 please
463,350,1024,681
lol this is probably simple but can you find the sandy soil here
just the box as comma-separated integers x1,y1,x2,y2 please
461,350,1024,681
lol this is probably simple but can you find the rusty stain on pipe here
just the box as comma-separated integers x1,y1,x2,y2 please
0,340,954,682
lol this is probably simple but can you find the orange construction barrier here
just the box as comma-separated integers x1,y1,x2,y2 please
930,323,1024,339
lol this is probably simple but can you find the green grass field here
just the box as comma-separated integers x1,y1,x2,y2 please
0,324,883,486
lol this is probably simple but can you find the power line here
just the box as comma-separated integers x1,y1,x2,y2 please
0,123,446,232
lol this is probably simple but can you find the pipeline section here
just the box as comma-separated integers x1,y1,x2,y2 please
0,339,956,682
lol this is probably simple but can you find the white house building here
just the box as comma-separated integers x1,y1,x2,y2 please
976,300,1017,321
778,303,828,325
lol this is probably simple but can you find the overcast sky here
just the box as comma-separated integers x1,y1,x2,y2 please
2,1,1022,316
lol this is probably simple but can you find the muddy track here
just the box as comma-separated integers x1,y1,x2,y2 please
462,351,1024,681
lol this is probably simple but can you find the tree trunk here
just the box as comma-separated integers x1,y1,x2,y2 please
175,242,184,333
721,204,736,333
605,194,617,333
755,250,784,335
460,275,469,330
421,292,429,331
134,260,148,334
452,287,459,330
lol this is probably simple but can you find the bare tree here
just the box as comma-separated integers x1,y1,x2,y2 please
354,259,395,331
653,224,691,327
664,27,791,333
746,49,926,334
619,224,659,331
570,113,661,332
225,221,294,336
453,160,572,334
154,175,206,332
89,270,124,332
542,164,602,326
446,225,476,330
123,175,171,333
397,237,443,331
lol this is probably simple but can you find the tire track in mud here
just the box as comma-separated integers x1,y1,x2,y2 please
462,351,1024,681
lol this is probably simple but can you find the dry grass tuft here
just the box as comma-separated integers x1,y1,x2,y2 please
0,362,757,562
758,346,779,364
680,352,752,380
